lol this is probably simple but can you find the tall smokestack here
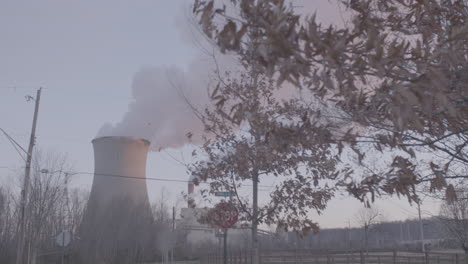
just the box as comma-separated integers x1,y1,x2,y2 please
188,179,195,208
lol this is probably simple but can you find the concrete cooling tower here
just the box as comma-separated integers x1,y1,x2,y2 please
78,136,154,262
89,136,151,207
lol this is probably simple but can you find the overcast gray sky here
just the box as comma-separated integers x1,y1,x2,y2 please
0,0,441,229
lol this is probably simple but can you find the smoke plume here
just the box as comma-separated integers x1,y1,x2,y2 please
97,1,241,151
97,0,343,151
97,60,214,150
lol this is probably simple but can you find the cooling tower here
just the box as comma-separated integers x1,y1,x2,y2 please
78,136,154,262
88,136,151,207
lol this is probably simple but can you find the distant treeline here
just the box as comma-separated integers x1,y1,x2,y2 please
260,218,454,251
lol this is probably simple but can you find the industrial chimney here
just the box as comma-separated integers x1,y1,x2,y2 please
79,136,154,262
188,175,196,208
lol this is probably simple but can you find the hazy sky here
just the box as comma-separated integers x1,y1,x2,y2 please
0,0,441,229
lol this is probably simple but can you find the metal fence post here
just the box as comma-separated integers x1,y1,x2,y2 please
393,250,397,264
360,251,365,264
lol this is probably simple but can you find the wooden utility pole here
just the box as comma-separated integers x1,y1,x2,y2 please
171,206,175,264
16,87,42,264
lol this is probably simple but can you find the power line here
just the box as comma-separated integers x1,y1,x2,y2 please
0,131,89,144
0,168,277,195
0,164,274,189
70,171,273,189
386,199,419,217
0,128,28,154
0,127,28,162
0,86,49,90
72,171,193,184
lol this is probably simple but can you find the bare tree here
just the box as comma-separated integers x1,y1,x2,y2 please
355,207,383,251
0,186,16,263
0,150,89,263
64,188,88,242
151,188,176,263
24,150,71,261
153,187,171,224
439,189,468,253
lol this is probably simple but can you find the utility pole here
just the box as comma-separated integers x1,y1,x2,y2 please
61,172,69,264
222,194,234,264
417,201,425,252
347,219,351,249
171,206,175,264
16,87,42,264
223,228,228,264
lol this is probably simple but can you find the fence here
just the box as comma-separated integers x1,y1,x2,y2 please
200,250,467,264
144,261,200,264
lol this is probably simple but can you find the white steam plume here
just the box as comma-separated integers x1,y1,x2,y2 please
97,59,216,150
97,1,240,151
97,0,344,151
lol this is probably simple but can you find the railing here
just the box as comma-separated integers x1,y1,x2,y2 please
200,250,467,264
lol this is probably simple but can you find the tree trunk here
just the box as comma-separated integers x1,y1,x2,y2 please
252,172,259,264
